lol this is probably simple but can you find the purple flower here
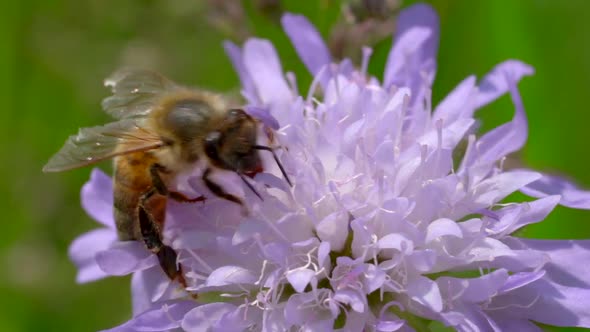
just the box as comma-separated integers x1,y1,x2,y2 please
70,4,590,331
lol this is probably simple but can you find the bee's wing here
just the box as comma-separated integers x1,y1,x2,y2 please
102,69,179,119
43,119,163,172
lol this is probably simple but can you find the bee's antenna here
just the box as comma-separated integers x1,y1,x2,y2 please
239,174,263,201
254,145,293,187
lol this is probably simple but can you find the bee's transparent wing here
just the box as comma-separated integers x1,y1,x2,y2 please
43,119,162,172
102,69,179,119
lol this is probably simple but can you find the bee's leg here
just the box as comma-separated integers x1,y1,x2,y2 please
202,167,244,206
137,201,189,288
150,163,206,203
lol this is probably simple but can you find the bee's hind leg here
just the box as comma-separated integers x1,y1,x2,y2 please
137,203,189,288
150,163,206,203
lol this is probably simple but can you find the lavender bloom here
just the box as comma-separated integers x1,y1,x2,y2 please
69,4,590,331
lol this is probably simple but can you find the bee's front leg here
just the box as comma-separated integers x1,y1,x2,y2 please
202,167,244,206
150,163,205,203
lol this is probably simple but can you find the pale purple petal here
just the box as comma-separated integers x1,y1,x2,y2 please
508,238,590,288
488,316,542,332
437,269,509,303
284,292,335,326
378,233,414,254
281,13,331,80
491,278,590,328
333,289,366,313
432,75,477,123
384,3,439,104
405,276,443,312
244,105,280,130
243,38,292,105
425,218,463,243
286,268,316,293
95,241,157,276
203,266,257,287
497,270,546,295
375,319,405,332
212,307,258,331
102,301,195,332
384,27,431,95
441,304,500,331
474,60,534,109
363,264,387,294
489,196,560,235
490,239,590,327
223,41,257,102
464,71,528,167
181,303,237,332
521,173,590,209
316,211,350,251
131,267,173,315
81,168,115,228
471,170,542,208
69,228,117,283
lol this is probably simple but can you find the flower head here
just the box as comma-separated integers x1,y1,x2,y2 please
70,4,590,331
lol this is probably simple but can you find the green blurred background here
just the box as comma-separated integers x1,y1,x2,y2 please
1,0,589,331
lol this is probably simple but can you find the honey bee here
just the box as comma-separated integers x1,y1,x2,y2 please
44,69,291,288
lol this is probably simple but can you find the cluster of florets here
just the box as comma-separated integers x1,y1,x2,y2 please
71,4,590,331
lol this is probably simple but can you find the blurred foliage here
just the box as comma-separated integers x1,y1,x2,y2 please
1,0,589,331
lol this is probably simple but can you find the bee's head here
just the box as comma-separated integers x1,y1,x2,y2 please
204,109,263,177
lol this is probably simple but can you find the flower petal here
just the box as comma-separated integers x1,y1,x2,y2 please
375,319,406,332
212,307,258,332
281,13,331,81
223,41,257,103
81,168,115,228
508,238,590,288
333,289,366,313
181,303,237,332
95,241,157,276
384,3,439,105
491,278,590,328
286,268,316,293
474,60,534,110
437,269,509,303
316,210,349,252
425,218,463,243
464,69,529,167
69,228,117,283
204,266,257,287
284,292,335,326
488,316,542,332
489,196,560,235
244,105,280,130
102,300,195,332
243,38,292,106
378,233,414,254
405,276,443,312
521,173,590,209
471,170,542,208
497,270,546,295
432,75,477,124
131,266,172,315
492,239,590,327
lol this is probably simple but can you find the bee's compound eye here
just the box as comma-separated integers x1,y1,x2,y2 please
205,131,221,160
205,131,221,144
228,108,248,121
